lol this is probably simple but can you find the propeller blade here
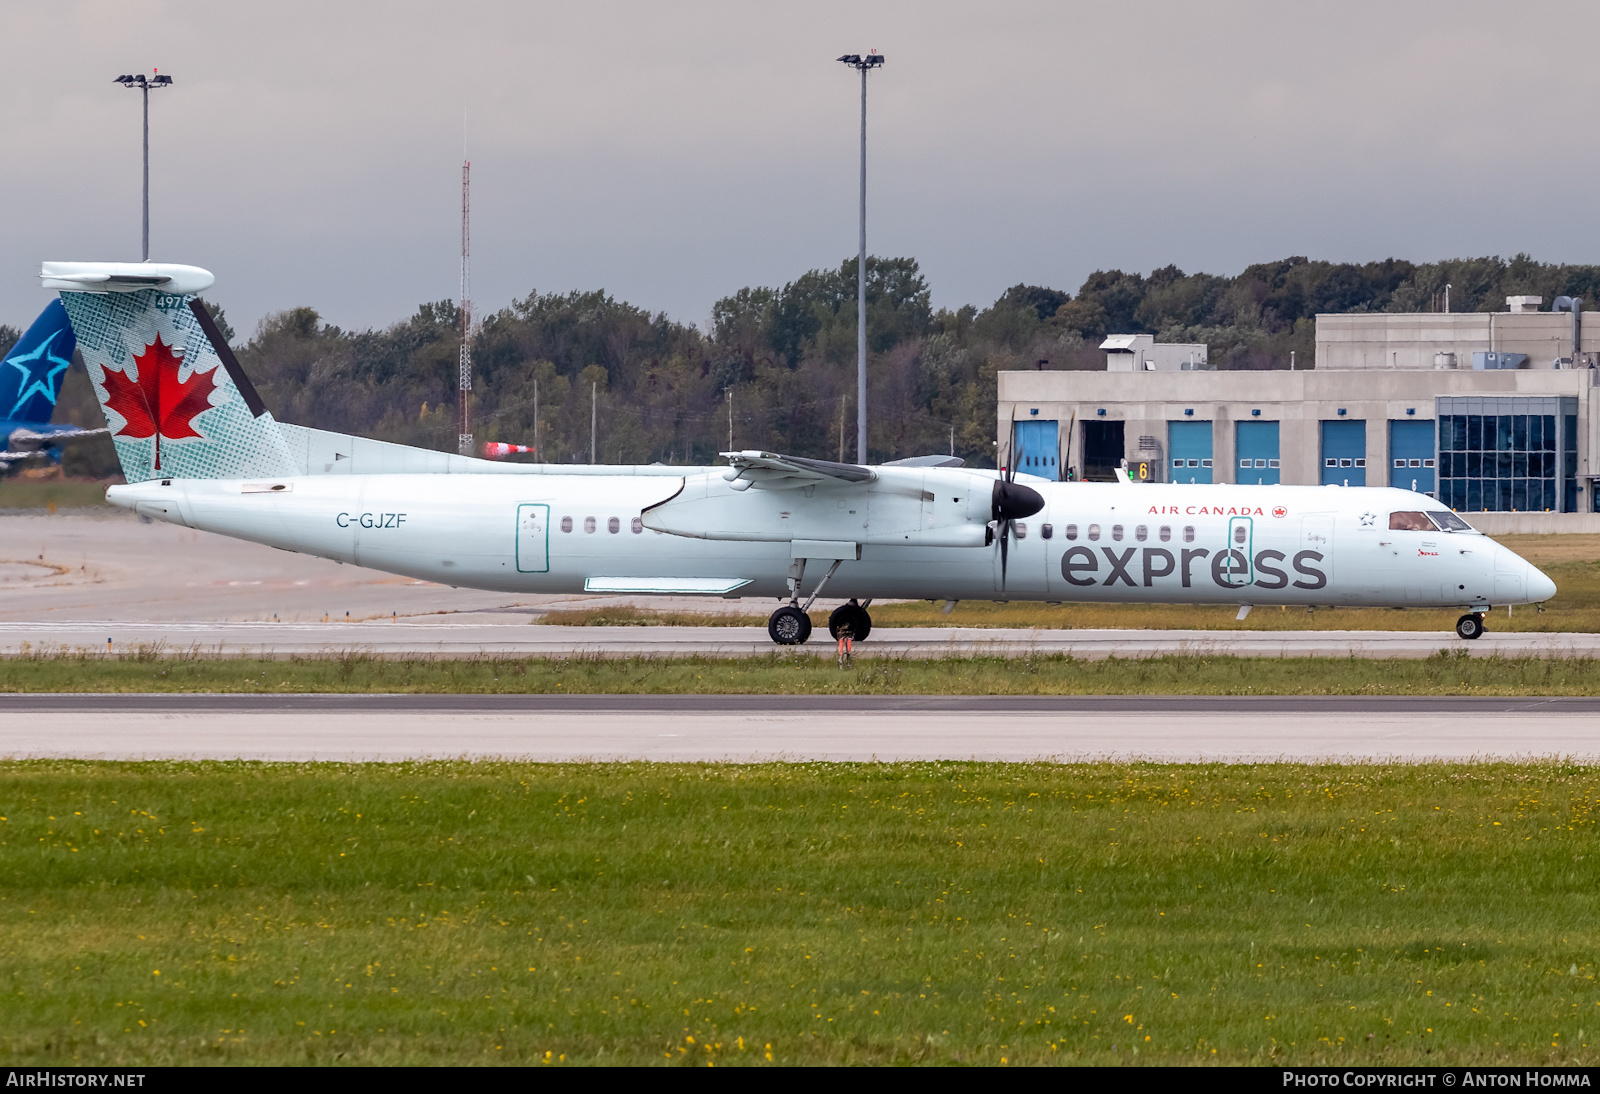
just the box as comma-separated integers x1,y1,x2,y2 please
999,519,1010,587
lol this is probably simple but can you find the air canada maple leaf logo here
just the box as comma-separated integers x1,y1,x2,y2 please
101,335,217,441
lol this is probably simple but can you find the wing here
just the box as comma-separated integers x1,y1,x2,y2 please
718,450,876,491
5,426,110,451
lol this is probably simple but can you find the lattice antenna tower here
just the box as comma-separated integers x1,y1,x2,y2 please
458,156,473,456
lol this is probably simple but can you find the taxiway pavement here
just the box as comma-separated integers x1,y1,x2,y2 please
0,617,1593,658
3,694,1594,762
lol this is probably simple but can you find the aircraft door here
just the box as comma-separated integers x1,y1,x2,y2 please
1220,516,1253,587
516,503,550,573
1298,516,1335,593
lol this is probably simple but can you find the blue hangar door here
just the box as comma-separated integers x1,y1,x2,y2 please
1320,419,1367,486
1389,419,1435,495
1235,421,1280,485
1168,421,1213,484
1012,419,1060,479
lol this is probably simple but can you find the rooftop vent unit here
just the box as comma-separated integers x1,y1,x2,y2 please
1472,351,1529,370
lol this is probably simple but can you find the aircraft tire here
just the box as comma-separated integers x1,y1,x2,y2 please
827,601,872,643
1456,613,1485,641
768,605,812,645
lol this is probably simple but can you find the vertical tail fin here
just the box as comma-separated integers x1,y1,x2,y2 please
49,262,297,482
1,299,76,423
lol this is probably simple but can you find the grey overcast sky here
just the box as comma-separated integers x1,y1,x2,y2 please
2,1,1596,337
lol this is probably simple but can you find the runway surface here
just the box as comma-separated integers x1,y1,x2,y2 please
5,694,1596,762
1,617,1593,659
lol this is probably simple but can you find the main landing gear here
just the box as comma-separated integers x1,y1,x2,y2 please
828,599,872,642
766,557,872,646
1455,612,1486,641
768,605,812,645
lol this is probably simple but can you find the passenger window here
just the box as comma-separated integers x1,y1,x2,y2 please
1233,525,1247,544
1014,522,1028,539
1087,524,1101,541
1041,523,1054,540
631,517,644,534
1111,524,1124,541
608,516,620,534
1183,525,1195,543
583,516,596,534
560,516,573,533
1389,511,1433,531
1135,525,1148,542
1159,525,1171,542
1064,524,1078,540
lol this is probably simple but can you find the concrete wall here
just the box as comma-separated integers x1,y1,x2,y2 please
1317,312,1593,370
997,368,1596,501
1470,512,1600,534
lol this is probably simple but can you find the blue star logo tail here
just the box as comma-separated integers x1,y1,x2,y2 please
5,329,72,418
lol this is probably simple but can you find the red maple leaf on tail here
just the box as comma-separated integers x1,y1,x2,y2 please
101,334,217,441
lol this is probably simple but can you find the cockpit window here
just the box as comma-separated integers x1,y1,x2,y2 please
1389,511,1433,531
1427,511,1478,533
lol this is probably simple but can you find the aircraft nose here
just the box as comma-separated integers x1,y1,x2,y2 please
1527,562,1557,603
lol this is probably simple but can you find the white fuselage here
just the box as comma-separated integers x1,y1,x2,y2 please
107,472,1555,610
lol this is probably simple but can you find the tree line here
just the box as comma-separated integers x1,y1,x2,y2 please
15,251,1600,478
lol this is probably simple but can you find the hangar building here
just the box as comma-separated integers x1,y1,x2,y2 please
996,296,1600,528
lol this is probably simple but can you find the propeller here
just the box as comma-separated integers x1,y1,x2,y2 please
992,423,1045,589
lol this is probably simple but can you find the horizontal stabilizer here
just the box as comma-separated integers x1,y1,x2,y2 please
884,454,964,468
4,426,109,451
42,261,214,296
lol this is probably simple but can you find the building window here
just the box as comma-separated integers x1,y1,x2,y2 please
560,516,573,533
1268,459,1280,468
584,516,596,533
1437,410,1570,512
1201,459,1212,468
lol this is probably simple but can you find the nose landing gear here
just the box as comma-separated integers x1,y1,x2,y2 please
1455,612,1486,640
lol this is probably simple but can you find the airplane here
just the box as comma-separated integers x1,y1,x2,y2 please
46,259,1555,645
0,298,108,468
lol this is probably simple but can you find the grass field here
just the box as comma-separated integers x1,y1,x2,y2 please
8,648,1600,695
1,760,1596,1066
0,479,111,511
